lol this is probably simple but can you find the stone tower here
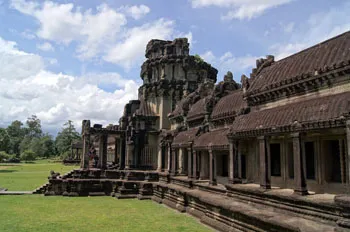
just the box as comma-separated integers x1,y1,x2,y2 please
139,38,217,130
119,38,217,169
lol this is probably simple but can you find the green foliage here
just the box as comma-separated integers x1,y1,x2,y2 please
25,115,42,139
194,54,205,64
20,150,37,162
0,151,10,162
6,120,25,155
55,120,81,156
0,128,10,153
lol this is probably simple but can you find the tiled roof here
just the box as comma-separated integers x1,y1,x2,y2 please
193,128,229,150
211,90,247,120
230,92,350,134
169,98,186,118
135,97,157,117
172,127,199,147
187,98,207,120
247,31,350,95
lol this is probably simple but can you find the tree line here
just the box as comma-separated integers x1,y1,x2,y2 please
0,115,81,162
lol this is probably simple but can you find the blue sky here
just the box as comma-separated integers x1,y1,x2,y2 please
0,0,349,135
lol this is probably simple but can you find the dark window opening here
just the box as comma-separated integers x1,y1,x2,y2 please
327,140,341,183
241,155,246,179
270,143,281,176
305,142,315,180
222,154,228,177
287,142,294,179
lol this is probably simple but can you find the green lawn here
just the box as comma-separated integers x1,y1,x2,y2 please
0,160,79,191
0,195,211,232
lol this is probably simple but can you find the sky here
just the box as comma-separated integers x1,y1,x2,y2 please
0,0,349,136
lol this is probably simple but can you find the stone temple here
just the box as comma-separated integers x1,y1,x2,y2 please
43,31,350,232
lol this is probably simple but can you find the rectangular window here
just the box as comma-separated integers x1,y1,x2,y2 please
305,142,315,180
270,143,281,176
327,140,341,183
287,142,294,179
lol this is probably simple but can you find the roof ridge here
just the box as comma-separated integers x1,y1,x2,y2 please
271,30,350,65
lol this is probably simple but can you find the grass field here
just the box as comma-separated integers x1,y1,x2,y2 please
0,160,78,191
0,161,211,232
0,195,211,232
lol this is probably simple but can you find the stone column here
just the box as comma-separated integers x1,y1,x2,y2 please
187,147,193,179
125,141,134,169
119,134,126,170
346,120,350,184
82,134,90,169
229,140,234,183
157,145,163,171
209,149,217,185
114,137,118,164
258,136,271,189
167,145,171,173
178,148,184,174
200,152,209,180
171,148,176,176
193,150,197,179
98,134,108,169
292,133,308,195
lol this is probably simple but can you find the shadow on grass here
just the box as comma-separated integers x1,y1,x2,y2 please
0,169,18,173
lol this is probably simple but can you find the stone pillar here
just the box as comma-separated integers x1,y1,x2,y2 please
125,141,134,169
171,148,176,176
98,134,108,169
258,136,271,189
229,140,234,183
346,120,350,184
292,133,308,195
187,147,193,179
119,134,126,170
178,148,184,174
82,134,90,169
75,148,79,160
209,149,217,185
70,146,74,159
157,145,163,171
114,137,118,164
193,150,197,179
167,144,171,173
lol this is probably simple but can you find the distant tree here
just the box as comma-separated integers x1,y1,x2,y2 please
6,120,25,155
0,128,10,153
55,120,81,156
25,115,42,139
20,150,36,162
39,134,56,157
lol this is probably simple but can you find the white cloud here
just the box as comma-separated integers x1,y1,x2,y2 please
200,50,259,81
0,36,139,134
37,42,54,51
104,19,175,69
10,0,127,59
0,36,44,80
190,0,293,20
121,5,150,20
270,2,350,60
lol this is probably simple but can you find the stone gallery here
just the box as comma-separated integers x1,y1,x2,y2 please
43,31,350,231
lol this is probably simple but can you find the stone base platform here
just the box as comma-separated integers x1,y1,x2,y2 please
41,169,350,232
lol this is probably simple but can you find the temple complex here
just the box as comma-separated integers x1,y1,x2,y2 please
42,32,350,232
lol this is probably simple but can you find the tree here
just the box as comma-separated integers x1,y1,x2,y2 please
20,150,36,162
55,120,81,156
0,151,10,162
6,120,25,155
0,128,10,153
25,115,42,139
